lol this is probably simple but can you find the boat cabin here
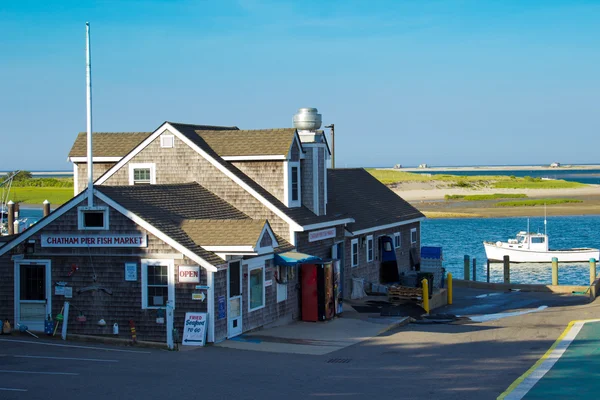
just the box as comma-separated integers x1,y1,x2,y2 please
505,231,548,252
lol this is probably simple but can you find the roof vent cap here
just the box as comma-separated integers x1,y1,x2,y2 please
293,108,322,131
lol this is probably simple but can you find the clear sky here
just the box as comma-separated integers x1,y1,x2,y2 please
1,0,599,171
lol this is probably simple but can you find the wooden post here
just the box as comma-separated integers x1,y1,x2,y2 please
43,200,51,217
503,255,510,283
590,258,597,286
422,279,429,314
472,258,477,282
552,257,559,286
447,273,453,305
464,255,470,281
7,201,14,235
487,260,491,283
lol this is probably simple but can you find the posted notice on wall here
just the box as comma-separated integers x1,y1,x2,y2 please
182,312,208,346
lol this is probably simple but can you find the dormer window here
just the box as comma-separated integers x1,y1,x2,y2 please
129,163,156,185
78,206,109,230
285,161,301,207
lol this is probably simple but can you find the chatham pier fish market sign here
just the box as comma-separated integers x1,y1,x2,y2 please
41,234,148,247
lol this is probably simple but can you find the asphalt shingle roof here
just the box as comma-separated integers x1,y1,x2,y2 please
169,122,349,227
181,219,268,246
68,132,152,158
197,129,297,157
327,169,425,233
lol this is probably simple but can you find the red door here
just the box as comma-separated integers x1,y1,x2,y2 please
301,264,318,322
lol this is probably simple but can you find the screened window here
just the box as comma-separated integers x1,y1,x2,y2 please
367,235,374,262
147,265,168,307
351,239,359,267
249,265,265,311
411,228,417,244
394,232,401,248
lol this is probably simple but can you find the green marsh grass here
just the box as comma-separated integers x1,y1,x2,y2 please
445,193,528,201
495,199,582,207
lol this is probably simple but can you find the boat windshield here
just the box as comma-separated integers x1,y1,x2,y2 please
517,235,526,243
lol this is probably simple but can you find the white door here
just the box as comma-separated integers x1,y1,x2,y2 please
15,260,51,332
227,261,243,338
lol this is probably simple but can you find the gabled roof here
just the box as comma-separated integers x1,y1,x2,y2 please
69,132,152,158
327,169,425,234
181,219,270,246
196,128,298,157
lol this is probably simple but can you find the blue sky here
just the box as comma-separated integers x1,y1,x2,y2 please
1,0,599,170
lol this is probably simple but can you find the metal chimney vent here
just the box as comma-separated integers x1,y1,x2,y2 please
293,108,322,131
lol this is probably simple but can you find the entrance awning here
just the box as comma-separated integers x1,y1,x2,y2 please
274,251,322,267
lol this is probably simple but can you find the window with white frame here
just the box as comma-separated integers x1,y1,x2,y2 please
351,238,359,267
141,260,174,309
366,235,374,262
248,263,265,311
394,232,401,248
77,206,109,230
411,228,417,244
160,135,174,148
129,163,156,185
286,162,301,207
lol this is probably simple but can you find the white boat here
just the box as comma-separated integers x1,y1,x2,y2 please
484,230,599,263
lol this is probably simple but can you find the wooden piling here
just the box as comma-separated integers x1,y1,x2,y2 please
464,255,470,281
552,257,559,286
503,255,510,283
43,200,51,217
7,201,14,235
590,258,597,286
472,258,477,282
487,260,490,283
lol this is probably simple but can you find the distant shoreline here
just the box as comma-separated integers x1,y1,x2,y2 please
382,164,600,173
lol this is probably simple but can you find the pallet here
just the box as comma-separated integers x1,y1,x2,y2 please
387,285,423,303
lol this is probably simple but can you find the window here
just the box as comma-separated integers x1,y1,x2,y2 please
77,206,109,230
532,237,545,244
285,162,301,207
411,228,417,245
291,166,299,201
351,238,359,267
129,163,156,185
248,264,265,311
142,259,174,309
160,135,174,148
394,232,401,248
366,235,374,262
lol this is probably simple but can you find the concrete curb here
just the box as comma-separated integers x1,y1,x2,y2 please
453,279,590,295
66,333,169,350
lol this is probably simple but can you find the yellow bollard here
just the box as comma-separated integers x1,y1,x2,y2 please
422,278,430,314
447,273,453,305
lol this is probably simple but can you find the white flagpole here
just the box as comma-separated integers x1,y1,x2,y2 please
86,22,94,207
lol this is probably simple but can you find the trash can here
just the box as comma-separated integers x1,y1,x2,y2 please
417,272,434,299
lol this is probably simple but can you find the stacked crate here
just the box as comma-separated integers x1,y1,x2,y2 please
420,246,444,288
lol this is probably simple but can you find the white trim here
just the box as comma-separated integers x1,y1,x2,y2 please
289,228,296,246
366,235,374,262
207,271,214,343
394,232,401,249
95,191,217,272
283,160,289,206
203,246,256,252
77,206,109,230
95,123,304,230
256,223,279,249
312,150,319,215
247,261,266,312
73,163,79,197
285,161,301,208
350,217,425,236
160,135,174,148
0,193,87,257
351,238,359,267
287,134,305,160
141,259,175,309
323,159,327,215
411,228,418,244
301,218,354,232
128,163,156,185
14,259,52,332
69,156,122,162
223,155,286,161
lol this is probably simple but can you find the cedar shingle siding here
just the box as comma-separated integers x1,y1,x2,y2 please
231,161,285,204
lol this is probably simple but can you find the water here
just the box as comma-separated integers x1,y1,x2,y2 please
421,215,600,286
410,168,600,185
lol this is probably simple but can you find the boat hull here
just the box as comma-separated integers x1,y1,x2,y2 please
483,242,600,263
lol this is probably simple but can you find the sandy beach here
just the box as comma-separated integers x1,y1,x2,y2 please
390,164,600,172
393,182,600,218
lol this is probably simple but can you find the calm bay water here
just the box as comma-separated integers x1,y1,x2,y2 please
410,168,600,184
422,215,600,286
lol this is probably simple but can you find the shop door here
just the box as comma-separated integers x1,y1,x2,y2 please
16,261,51,332
227,261,243,338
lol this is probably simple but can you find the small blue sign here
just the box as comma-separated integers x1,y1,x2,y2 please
217,296,226,320
195,285,210,290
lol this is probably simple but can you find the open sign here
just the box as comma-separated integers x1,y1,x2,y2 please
178,266,200,283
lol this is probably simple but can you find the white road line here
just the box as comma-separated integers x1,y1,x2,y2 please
14,355,118,363
0,370,79,375
0,388,28,392
0,339,151,354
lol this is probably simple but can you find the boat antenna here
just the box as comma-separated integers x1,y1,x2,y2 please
544,202,547,237
85,22,94,207
527,217,530,249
